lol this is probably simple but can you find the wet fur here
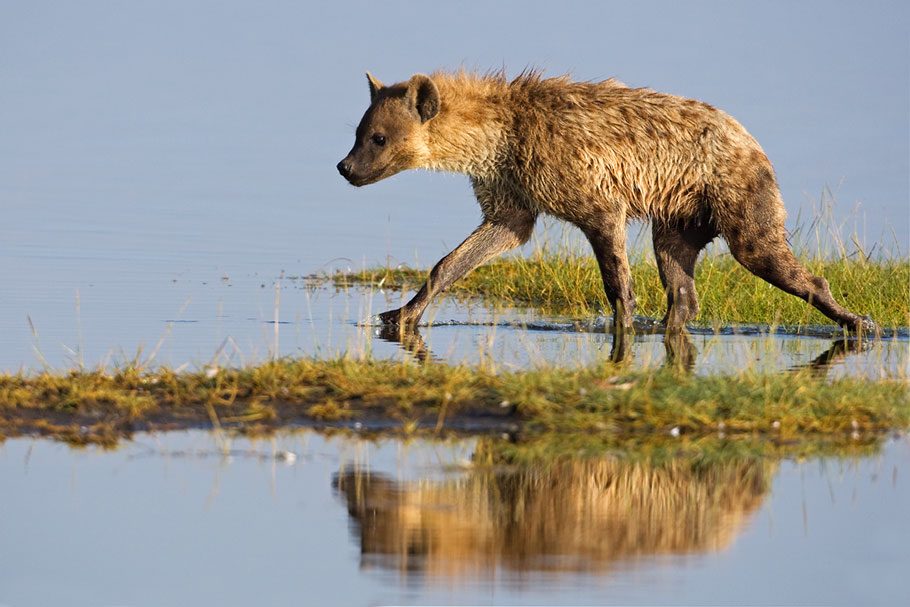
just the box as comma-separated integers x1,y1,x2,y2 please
339,70,874,332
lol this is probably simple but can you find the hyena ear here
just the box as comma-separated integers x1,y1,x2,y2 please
366,72,384,103
406,74,440,123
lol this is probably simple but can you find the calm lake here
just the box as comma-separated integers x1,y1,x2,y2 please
1,430,907,606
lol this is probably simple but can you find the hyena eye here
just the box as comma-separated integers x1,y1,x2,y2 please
371,134,386,146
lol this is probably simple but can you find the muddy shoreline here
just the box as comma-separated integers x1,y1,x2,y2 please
3,397,901,450
0,397,523,446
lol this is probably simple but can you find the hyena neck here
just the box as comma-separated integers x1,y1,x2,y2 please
422,73,511,179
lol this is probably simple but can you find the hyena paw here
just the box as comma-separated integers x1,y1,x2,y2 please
378,308,401,324
379,308,416,326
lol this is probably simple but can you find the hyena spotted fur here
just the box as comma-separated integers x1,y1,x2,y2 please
337,70,875,333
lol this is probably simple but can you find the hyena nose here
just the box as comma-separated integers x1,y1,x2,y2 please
336,159,352,178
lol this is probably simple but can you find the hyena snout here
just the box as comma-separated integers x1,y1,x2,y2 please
336,153,377,186
336,158,353,180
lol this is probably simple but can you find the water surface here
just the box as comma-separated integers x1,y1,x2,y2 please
1,430,907,605
4,275,906,379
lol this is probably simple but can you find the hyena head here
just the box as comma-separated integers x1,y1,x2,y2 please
337,73,440,186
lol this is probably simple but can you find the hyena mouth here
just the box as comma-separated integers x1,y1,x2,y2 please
349,167,395,187
347,173,376,187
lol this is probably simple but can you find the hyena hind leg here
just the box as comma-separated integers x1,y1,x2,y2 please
723,221,876,333
652,219,717,330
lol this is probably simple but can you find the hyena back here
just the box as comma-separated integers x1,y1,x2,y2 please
337,71,875,333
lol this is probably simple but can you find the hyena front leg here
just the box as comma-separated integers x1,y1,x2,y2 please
379,209,536,326
583,219,636,330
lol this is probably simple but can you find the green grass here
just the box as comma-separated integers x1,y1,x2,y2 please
333,212,909,330
336,249,908,328
2,357,907,445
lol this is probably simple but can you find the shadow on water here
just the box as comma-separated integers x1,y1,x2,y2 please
377,322,676,367
795,337,876,376
333,442,774,579
375,319,881,378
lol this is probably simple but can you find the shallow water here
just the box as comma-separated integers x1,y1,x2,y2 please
1,430,907,606
0,273,910,379
3,272,906,379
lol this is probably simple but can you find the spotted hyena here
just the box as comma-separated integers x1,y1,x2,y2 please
338,70,875,333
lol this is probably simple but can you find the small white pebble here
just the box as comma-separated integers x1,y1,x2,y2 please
669,426,680,437
499,400,511,408
772,421,781,429
276,451,297,463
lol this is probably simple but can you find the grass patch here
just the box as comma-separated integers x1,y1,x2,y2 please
332,209,908,329
1,357,907,445
335,250,909,328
